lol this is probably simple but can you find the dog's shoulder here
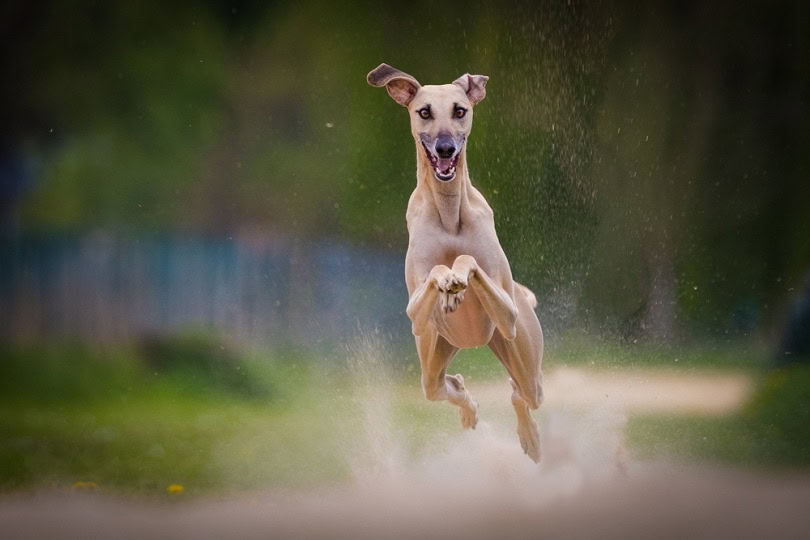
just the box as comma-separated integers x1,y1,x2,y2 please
468,186,495,221
405,191,423,227
405,188,435,227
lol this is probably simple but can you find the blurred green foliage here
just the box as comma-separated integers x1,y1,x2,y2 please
138,333,273,398
3,1,809,339
0,343,140,403
3,1,807,494
0,334,317,404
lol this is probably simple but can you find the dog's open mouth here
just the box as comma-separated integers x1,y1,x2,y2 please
422,143,460,182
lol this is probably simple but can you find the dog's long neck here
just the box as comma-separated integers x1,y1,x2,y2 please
415,145,473,233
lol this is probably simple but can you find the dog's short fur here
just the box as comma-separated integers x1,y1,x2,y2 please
368,64,544,461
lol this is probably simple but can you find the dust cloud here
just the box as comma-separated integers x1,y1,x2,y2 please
342,330,628,507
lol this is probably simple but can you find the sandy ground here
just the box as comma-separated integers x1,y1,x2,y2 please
3,463,809,539
0,469,810,539
474,366,754,415
4,367,808,540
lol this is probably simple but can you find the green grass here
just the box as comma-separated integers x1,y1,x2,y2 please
549,331,769,371
0,377,462,497
0,338,348,495
628,365,810,468
0,338,467,496
0,337,804,497
627,414,810,468
0,395,359,495
627,415,762,466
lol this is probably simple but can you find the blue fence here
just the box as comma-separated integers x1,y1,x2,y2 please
0,232,410,347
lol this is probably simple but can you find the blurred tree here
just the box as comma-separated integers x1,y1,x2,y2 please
584,1,810,340
2,0,808,341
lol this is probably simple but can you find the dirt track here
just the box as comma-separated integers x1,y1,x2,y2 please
474,366,754,415
3,464,810,540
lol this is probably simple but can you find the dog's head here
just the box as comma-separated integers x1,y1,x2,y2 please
367,63,488,182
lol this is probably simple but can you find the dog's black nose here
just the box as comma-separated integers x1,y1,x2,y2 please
436,140,456,158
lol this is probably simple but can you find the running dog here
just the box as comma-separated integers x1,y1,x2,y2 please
367,64,544,461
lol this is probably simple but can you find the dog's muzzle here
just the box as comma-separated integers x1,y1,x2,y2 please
421,135,463,182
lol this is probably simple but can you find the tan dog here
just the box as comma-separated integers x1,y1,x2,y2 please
367,64,544,461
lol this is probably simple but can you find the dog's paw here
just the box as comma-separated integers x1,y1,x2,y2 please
437,272,467,294
459,401,479,429
437,272,467,295
440,291,465,313
437,272,467,313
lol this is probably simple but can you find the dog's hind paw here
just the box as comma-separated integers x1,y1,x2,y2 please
459,399,479,429
518,417,541,463
447,373,478,429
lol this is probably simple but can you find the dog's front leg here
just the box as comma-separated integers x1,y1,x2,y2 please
406,264,455,336
452,255,518,340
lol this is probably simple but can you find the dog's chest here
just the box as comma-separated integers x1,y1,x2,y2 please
416,221,502,274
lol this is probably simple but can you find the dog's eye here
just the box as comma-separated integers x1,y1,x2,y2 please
454,107,467,119
418,108,431,120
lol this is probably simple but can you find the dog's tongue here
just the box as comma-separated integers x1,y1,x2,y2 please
437,158,454,173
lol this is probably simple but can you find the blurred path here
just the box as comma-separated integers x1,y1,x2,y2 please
472,367,754,415
3,465,809,539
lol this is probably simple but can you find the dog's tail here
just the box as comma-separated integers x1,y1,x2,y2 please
514,282,537,309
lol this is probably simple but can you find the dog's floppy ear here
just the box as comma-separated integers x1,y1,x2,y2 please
453,73,489,106
367,63,421,107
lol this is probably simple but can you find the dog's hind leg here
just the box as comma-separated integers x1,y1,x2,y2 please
488,292,544,462
509,378,541,462
514,282,537,309
416,328,479,429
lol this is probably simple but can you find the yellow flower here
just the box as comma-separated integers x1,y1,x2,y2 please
167,483,184,494
72,481,98,490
